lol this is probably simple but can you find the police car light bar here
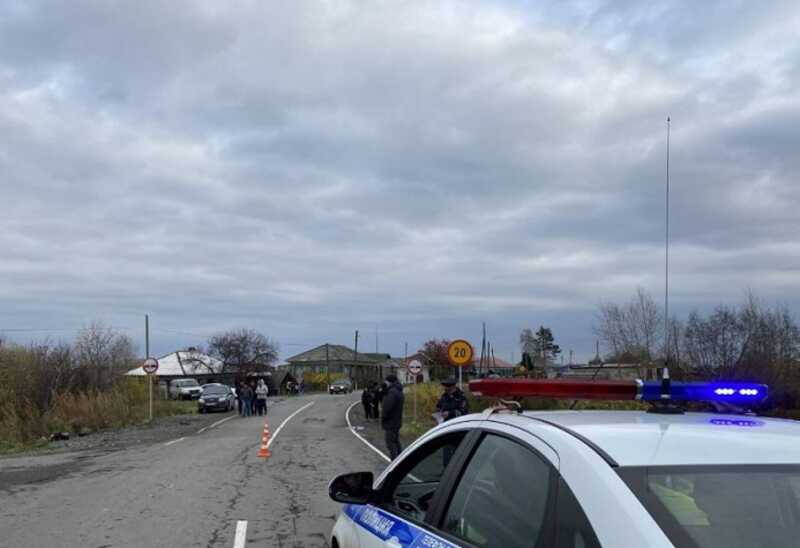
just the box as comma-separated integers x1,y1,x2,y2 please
468,378,769,404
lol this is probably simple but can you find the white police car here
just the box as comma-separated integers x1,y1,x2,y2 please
328,376,800,547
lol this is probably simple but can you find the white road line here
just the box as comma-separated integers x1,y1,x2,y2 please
233,520,248,548
209,414,237,430
345,400,391,463
164,437,185,447
196,427,208,434
266,401,315,449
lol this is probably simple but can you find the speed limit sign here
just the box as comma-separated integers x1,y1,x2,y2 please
447,340,474,367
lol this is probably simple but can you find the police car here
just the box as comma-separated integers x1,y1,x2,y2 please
328,375,800,547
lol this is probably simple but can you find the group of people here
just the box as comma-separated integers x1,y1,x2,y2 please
237,379,269,417
369,374,469,460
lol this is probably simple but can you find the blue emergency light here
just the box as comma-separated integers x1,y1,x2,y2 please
469,377,769,405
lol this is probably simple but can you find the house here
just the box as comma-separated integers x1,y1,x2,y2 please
286,343,391,388
126,349,232,392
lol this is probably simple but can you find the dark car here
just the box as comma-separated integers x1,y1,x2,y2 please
198,384,235,413
329,379,353,395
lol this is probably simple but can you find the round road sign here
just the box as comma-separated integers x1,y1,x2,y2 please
142,357,159,375
407,359,422,375
447,339,474,367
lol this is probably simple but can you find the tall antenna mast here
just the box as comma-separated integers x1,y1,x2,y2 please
664,116,671,367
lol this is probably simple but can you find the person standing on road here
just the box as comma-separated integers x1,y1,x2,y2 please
381,375,404,459
255,379,269,416
435,377,469,422
361,385,373,419
237,383,244,416
240,383,254,417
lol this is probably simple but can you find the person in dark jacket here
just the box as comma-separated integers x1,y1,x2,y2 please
361,385,374,419
436,377,469,422
368,382,381,419
381,375,404,459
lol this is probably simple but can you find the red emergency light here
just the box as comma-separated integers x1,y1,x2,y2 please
469,378,637,400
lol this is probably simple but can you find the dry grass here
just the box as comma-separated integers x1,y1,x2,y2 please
0,378,194,453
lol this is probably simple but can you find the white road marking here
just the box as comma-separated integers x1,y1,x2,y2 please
345,400,391,463
266,401,315,449
233,520,248,548
209,414,238,430
164,437,185,447
196,427,207,434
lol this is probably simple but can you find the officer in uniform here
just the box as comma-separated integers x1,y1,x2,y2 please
436,377,469,422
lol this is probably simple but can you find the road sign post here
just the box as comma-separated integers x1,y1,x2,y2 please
407,359,422,424
447,340,474,390
142,358,159,422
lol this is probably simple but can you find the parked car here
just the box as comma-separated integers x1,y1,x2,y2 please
198,384,235,413
169,378,202,400
329,379,353,395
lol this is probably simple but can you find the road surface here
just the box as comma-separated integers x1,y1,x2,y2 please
0,394,386,547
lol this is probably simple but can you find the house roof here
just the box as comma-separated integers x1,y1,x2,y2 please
286,343,390,364
126,350,224,377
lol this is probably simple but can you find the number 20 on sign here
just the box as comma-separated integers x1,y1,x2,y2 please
447,339,474,367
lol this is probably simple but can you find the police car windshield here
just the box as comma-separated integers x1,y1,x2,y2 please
618,465,800,548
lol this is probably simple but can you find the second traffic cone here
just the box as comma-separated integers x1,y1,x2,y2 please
257,420,271,458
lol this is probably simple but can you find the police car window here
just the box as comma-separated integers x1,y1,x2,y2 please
381,432,467,523
620,465,800,548
441,433,552,548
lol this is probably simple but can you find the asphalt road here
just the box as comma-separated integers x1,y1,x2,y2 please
0,393,387,548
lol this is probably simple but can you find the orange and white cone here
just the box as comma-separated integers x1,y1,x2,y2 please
257,421,271,458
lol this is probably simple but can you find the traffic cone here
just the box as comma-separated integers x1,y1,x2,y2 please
257,420,271,458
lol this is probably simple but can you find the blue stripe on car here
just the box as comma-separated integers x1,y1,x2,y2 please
343,504,460,547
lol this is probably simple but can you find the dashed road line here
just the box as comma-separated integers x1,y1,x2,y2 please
345,400,391,463
266,401,315,449
209,414,238,430
164,437,185,447
233,520,247,548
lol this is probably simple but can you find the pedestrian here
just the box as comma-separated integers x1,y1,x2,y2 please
368,382,381,419
381,375,404,459
237,382,244,416
240,383,253,417
361,384,373,419
435,377,469,422
255,379,269,416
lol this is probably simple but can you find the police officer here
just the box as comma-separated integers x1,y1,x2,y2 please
436,377,469,422
381,375,404,459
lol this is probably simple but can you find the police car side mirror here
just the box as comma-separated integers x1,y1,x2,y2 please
329,472,375,504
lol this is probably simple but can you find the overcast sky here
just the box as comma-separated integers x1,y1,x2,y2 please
2,0,799,362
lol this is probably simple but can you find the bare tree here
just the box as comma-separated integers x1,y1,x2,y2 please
594,287,663,364
74,322,137,390
207,329,279,377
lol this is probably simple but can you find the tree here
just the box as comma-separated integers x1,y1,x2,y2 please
595,287,663,364
207,329,279,377
74,322,137,390
520,326,561,372
419,339,451,380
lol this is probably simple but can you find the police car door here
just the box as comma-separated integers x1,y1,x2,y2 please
350,429,475,548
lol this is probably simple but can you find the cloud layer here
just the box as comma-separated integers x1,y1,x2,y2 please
2,0,799,360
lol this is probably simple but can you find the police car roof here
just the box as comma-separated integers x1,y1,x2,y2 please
513,410,800,467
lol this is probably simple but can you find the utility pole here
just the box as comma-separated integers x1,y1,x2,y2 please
375,325,378,354
569,349,574,365
325,343,330,390
145,314,152,422
664,116,672,369
353,330,359,383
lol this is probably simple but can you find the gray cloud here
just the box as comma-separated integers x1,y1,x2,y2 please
2,0,799,360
